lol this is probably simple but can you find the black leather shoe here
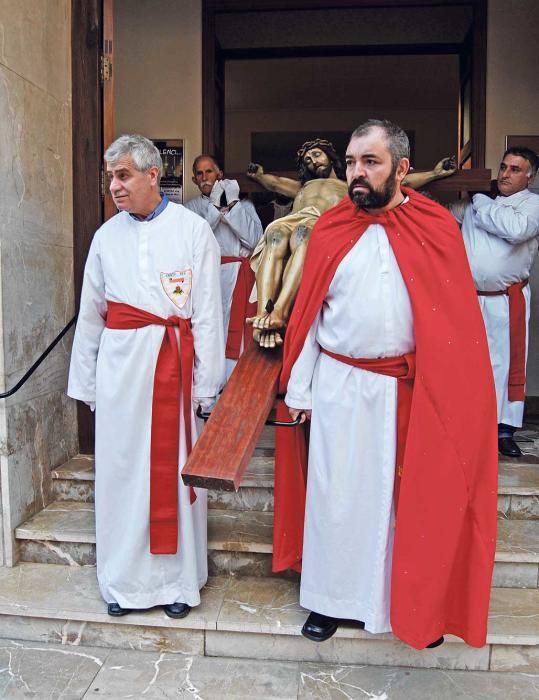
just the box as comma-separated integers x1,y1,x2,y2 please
301,611,339,642
426,636,445,649
163,602,191,619
498,437,522,458
107,602,132,616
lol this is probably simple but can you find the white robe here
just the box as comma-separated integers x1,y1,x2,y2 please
67,203,225,609
453,189,539,426
285,223,415,634
185,195,262,377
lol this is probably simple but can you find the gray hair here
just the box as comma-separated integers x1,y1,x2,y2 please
104,134,163,174
351,119,410,168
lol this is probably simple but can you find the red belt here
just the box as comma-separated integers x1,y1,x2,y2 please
221,256,256,360
106,301,196,555
321,349,415,509
477,279,528,401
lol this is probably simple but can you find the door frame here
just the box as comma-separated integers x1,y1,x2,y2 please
71,0,487,450
202,0,487,167
72,0,103,452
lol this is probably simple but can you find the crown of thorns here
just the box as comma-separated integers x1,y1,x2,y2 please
296,139,336,164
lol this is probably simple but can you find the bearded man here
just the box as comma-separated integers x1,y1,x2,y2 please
273,120,498,650
247,139,456,347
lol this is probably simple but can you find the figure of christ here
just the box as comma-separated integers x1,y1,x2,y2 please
247,138,456,347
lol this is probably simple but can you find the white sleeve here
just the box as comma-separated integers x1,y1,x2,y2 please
191,221,226,399
447,198,470,225
284,313,321,410
201,202,222,232
473,194,539,244
222,200,263,252
185,197,222,232
67,234,107,404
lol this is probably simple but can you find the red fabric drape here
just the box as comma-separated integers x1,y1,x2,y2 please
106,301,196,555
274,188,498,650
221,256,257,360
477,279,529,401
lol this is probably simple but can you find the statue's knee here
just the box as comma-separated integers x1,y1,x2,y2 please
291,224,311,247
267,227,288,252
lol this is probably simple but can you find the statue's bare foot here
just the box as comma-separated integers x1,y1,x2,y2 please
247,311,287,331
258,329,284,349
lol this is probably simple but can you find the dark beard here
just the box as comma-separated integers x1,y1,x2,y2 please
348,168,398,210
301,161,333,182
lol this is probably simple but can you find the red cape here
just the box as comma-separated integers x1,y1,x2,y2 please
274,188,498,649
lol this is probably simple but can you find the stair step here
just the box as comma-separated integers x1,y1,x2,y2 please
51,454,276,507
50,454,539,522
0,563,536,672
53,455,539,492
496,519,539,562
14,502,539,586
15,502,273,551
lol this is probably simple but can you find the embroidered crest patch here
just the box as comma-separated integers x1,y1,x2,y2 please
160,269,192,309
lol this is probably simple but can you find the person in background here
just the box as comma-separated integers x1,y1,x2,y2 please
450,146,539,457
185,155,263,378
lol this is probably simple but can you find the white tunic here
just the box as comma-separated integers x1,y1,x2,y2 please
185,195,262,376
285,223,415,634
67,203,225,609
453,190,539,426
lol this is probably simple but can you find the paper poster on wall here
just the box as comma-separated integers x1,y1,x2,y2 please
153,139,184,204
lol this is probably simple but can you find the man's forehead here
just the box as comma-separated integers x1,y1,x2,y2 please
106,155,136,172
347,130,389,156
195,158,218,172
501,155,528,169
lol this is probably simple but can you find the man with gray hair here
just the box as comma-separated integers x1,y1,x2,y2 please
185,155,262,378
273,120,497,650
449,146,539,457
68,134,225,618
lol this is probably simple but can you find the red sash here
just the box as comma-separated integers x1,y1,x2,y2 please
477,279,528,401
105,301,196,555
321,349,415,508
221,256,256,360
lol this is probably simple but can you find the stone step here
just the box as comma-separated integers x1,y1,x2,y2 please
51,454,276,510
51,454,539,523
1,639,536,699
498,460,539,520
15,502,539,587
0,563,536,672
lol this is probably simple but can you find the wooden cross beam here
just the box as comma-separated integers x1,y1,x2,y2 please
230,169,492,194
181,342,282,491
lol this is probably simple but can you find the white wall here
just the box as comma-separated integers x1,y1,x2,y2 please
114,0,203,203
225,54,459,173
486,0,539,395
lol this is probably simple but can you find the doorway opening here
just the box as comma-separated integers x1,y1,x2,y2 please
205,1,486,177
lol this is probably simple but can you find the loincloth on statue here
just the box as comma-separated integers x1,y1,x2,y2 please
250,206,321,275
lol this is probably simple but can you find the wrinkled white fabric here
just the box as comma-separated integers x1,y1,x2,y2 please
452,189,539,425
68,203,225,608
286,222,415,634
185,195,262,377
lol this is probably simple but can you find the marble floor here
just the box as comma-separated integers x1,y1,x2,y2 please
1,638,538,699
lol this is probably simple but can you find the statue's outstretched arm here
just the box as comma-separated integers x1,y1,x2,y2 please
404,156,457,190
247,162,301,198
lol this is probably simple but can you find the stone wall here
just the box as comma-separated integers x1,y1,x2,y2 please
0,0,77,565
